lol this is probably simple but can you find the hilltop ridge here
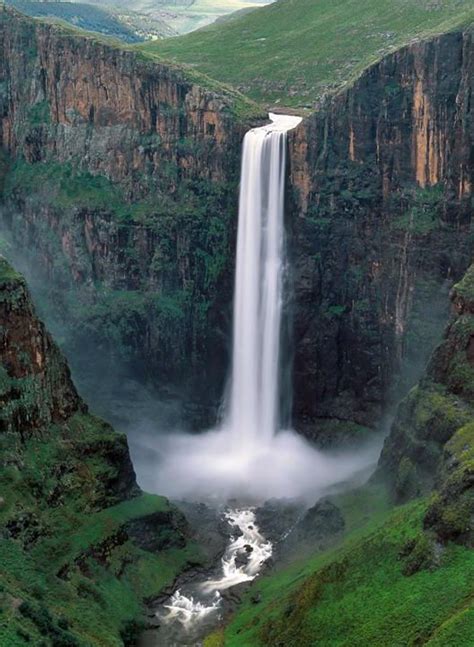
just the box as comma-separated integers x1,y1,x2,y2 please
141,0,474,109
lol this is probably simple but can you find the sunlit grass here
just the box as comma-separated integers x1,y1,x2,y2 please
140,0,474,109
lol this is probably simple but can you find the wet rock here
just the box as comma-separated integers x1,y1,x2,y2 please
298,499,346,540
255,498,305,545
124,510,188,552
234,544,253,568
174,501,232,563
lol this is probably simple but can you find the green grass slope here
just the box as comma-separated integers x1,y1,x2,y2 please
140,0,474,109
0,258,203,645
218,492,474,646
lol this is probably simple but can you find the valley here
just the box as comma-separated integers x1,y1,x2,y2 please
0,1,473,645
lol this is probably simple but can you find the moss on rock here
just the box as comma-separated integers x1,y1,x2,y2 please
0,259,203,644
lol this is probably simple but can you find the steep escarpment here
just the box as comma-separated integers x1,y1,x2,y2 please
0,256,200,646
0,7,472,442
379,264,474,546
0,261,82,434
0,6,261,425
288,30,473,439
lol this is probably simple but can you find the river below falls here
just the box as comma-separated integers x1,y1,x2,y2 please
142,508,272,646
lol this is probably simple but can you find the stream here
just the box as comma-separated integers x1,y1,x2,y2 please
150,508,272,645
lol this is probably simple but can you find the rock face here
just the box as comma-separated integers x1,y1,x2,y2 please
0,259,82,434
287,30,473,439
378,265,474,545
0,6,261,425
0,255,138,500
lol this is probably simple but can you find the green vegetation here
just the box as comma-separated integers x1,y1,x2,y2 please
27,100,51,127
220,264,474,646
2,157,236,378
0,381,196,637
0,409,202,646
426,421,474,543
453,264,474,302
223,498,474,646
6,0,145,43
4,159,150,219
0,262,203,645
392,186,444,235
139,0,474,109
0,256,23,283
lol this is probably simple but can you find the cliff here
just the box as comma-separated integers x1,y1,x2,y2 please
378,264,474,545
0,6,261,426
288,30,473,439
0,6,472,442
0,256,198,645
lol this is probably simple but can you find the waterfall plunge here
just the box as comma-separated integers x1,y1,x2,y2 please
134,114,382,502
227,114,301,449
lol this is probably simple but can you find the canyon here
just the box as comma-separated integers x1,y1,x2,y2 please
0,7,472,442
0,4,473,645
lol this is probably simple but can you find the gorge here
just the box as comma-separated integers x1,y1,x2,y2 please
0,2,473,646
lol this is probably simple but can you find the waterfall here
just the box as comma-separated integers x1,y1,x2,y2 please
145,111,380,504
226,113,302,448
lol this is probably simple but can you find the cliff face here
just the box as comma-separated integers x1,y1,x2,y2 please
0,261,82,435
0,6,472,439
378,265,474,546
0,256,194,645
0,8,246,187
288,30,473,437
0,7,258,424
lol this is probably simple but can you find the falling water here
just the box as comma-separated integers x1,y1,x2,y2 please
227,113,302,448
136,112,381,503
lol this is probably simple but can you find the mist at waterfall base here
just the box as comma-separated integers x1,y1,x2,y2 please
128,113,382,504
131,427,381,502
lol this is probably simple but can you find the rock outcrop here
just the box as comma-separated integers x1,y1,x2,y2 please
379,264,474,545
0,259,82,434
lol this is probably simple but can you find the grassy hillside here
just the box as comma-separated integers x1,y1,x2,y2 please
0,258,203,645
218,494,474,646
140,0,474,109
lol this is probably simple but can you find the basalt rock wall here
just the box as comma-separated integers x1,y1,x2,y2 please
288,30,473,439
0,7,472,438
0,7,257,424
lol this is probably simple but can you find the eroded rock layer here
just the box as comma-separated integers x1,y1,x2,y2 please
288,31,473,437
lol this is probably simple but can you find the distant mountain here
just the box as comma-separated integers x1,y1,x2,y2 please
78,0,274,35
5,0,176,41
